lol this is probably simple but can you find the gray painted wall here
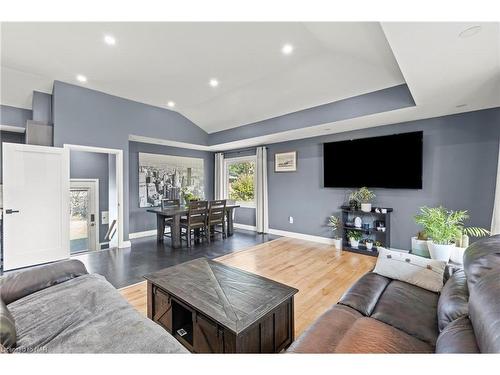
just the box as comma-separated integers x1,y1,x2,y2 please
0,131,25,184
70,150,109,243
53,81,209,239
265,107,500,249
0,104,32,128
32,91,53,124
208,84,415,145
128,141,214,234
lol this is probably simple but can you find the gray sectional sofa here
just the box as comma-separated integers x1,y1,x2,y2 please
0,259,188,353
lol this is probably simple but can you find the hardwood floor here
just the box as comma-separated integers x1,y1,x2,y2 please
120,237,376,337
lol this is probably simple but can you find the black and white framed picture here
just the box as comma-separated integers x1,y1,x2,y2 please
274,151,297,172
138,153,204,208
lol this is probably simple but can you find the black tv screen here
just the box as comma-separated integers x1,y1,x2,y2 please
323,131,423,189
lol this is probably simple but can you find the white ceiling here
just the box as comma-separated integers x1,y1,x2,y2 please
1,22,499,145
1,22,404,133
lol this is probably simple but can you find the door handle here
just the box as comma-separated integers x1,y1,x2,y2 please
5,209,20,214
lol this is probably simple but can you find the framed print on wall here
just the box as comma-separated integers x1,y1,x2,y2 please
274,151,297,172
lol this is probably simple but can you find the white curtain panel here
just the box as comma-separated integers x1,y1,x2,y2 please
214,152,225,200
256,146,269,233
491,140,500,235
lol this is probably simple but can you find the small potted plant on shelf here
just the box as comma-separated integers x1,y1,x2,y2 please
352,187,376,213
364,238,374,251
327,215,343,250
374,241,383,251
348,191,360,210
347,230,363,249
459,226,490,248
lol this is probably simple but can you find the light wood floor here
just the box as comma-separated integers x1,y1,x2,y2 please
120,237,376,337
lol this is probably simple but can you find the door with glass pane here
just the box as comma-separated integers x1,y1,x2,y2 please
70,180,98,253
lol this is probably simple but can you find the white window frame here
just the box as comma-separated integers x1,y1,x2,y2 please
224,155,256,209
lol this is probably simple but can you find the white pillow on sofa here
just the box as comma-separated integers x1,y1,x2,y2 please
373,248,447,292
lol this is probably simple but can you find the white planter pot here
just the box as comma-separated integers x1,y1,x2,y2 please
411,237,431,258
350,238,359,248
333,238,343,250
428,242,455,262
365,242,373,250
360,203,372,213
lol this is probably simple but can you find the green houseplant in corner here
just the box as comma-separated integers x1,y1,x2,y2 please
327,215,343,250
347,230,363,249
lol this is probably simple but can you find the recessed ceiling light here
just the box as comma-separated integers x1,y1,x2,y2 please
76,74,87,83
167,101,176,108
459,26,482,38
104,34,116,46
281,43,294,55
209,79,219,87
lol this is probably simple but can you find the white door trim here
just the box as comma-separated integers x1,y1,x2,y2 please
70,178,99,251
64,144,128,249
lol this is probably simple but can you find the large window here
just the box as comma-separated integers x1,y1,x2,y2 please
225,156,256,208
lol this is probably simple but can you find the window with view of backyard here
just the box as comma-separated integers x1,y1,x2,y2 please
226,158,256,207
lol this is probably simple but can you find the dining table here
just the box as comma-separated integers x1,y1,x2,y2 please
147,203,240,249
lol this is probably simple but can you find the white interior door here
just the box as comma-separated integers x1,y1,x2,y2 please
3,143,69,270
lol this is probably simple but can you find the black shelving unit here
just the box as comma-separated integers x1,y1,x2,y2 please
341,205,392,257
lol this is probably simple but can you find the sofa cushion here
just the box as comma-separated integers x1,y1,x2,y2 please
338,272,391,316
287,305,362,353
8,273,188,353
373,247,446,292
333,317,433,353
436,316,479,353
468,271,500,353
437,269,469,331
288,304,432,354
463,234,500,288
371,280,439,345
0,298,16,349
0,259,88,305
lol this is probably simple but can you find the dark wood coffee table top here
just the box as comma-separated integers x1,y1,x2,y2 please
144,258,298,334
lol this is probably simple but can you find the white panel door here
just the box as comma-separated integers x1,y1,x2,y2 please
3,143,69,270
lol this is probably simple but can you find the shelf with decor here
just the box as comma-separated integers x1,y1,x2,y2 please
341,205,392,257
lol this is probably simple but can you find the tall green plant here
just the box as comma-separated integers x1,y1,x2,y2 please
414,206,468,245
327,215,341,239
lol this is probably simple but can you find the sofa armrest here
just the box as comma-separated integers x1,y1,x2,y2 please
0,259,88,305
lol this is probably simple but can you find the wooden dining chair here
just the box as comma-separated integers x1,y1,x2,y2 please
180,200,209,247
161,199,180,238
207,200,226,243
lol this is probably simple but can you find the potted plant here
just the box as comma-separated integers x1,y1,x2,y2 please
415,206,467,261
347,230,363,249
348,191,360,210
327,215,343,250
411,230,431,258
353,187,376,212
374,240,383,251
364,238,374,251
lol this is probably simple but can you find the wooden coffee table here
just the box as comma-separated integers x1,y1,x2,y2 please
144,258,298,353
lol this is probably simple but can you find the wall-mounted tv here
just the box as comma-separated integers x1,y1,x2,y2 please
323,131,423,189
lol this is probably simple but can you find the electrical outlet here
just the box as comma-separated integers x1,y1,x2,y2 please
288,216,294,224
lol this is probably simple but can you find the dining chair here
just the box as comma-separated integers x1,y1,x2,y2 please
180,200,209,247
207,200,226,243
161,199,180,238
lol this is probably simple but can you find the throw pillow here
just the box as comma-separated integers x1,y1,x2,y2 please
0,297,16,350
373,247,447,292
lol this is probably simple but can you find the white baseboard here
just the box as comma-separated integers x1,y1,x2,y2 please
129,229,157,239
267,228,335,245
233,223,257,231
119,240,132,248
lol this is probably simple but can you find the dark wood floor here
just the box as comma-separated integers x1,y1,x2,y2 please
72,229,279,289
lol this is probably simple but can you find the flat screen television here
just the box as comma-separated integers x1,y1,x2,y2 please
323,131,423,189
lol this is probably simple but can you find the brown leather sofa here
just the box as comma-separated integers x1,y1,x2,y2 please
287,235,500,353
